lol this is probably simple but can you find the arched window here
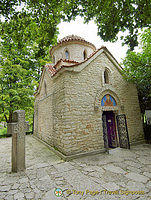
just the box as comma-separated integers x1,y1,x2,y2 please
104,69,109,84
83,50,87,60
65,50,69,59
53,56,55,64
44,80,47,96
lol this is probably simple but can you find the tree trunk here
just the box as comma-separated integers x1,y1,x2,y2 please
8,111,13,123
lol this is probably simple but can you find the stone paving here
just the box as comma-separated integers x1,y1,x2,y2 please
0,135,151,200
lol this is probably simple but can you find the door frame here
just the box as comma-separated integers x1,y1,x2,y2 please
102,111,119,148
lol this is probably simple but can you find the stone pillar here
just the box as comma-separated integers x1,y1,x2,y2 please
7,120,29,135
11,110,26,172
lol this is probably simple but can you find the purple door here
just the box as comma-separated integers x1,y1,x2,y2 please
104,111,117,148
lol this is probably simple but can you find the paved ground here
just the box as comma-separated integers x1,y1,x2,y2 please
0,135,151,200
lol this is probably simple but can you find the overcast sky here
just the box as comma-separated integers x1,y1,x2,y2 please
58,16,128,63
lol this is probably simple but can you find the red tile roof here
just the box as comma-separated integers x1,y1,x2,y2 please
46,48,101,77
48,46,123,77
45,64,57,76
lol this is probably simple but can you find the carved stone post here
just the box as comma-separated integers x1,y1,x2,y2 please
10,110,26,172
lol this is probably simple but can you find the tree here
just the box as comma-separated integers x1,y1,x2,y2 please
0,0,18,17
0,0,67,124
0,0,150,122
63,0,151,50
0,12,56,123
1,1,151,50
0,59,35,123
0,34,37,123
122,28,151,113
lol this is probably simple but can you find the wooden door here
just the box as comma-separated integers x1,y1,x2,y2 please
105,111,117,148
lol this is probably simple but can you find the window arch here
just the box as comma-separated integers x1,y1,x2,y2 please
83,50,87,60
44,80,47,96
65,50,69,59
53,55,55,64
104,69,109,84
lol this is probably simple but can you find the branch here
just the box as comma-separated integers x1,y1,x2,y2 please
2,107,8,122
4,114,8,123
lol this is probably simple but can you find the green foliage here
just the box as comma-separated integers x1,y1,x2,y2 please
0,0,18,17
122,29,151,113
1,1,150,50
0,127,7,136
63,0,151,50
0,0,65,123
0,12,56,123
0,45,36,122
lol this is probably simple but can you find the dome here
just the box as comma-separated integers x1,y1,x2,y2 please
58,35,96,48
50,35,96,64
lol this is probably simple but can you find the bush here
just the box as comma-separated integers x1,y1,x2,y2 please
144,123,151,143
0,127,7,136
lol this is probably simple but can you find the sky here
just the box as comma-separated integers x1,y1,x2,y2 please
58,16,129,63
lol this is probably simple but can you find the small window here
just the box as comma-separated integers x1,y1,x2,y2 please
65,50,69,59
83,50,87,60
104,70,109,84
44,80,47,96
53,56,55,63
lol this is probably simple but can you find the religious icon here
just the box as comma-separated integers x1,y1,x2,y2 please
101,94,116,106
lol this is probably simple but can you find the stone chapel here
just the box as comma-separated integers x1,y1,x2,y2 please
34,35,144,159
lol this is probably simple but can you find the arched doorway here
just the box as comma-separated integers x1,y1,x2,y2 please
95,88,130,150
102,111,118,148
101,94,118,148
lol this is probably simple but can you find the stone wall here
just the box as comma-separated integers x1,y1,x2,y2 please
52,73,66,153
34,50,144,157
36,69,53,100
99,54,144,143
59,52,144,155
34,69,67,154
34,70,54,146
37,95,53,145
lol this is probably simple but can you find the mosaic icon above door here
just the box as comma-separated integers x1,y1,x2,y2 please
101,95,116,106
